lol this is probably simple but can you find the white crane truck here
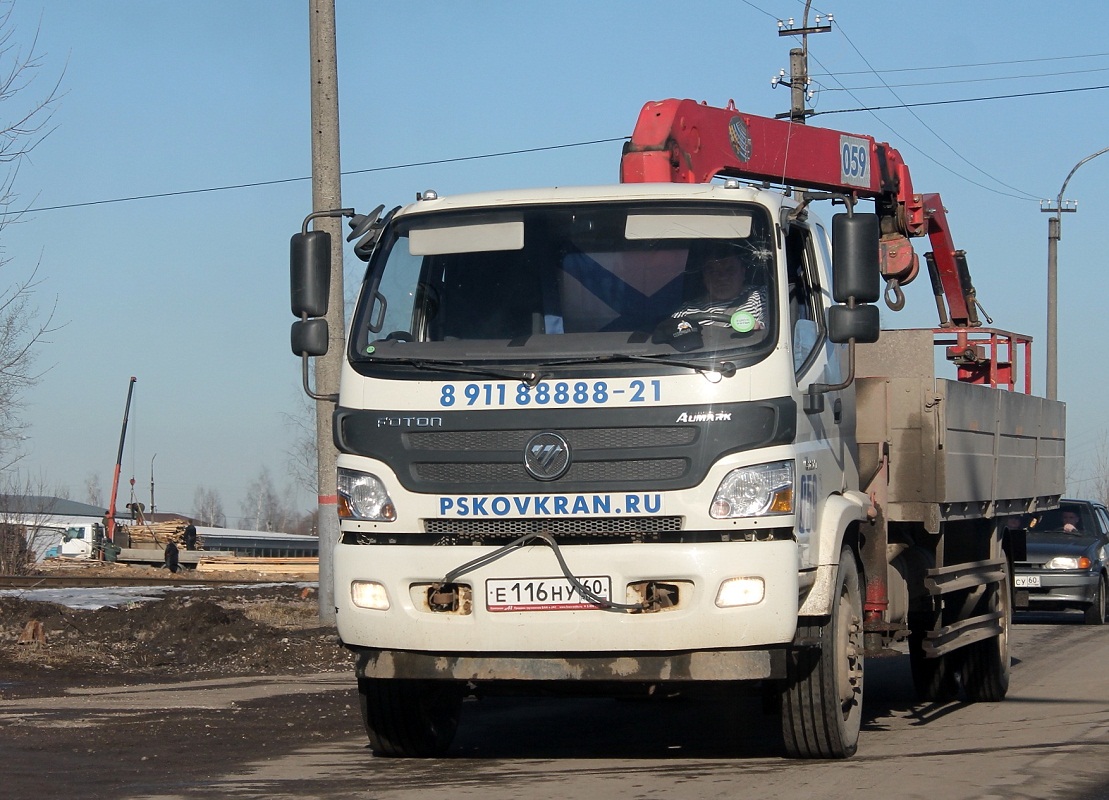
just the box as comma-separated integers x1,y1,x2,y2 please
290,98,1064,758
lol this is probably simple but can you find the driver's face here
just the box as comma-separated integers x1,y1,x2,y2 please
703,255,745,301
1063,510,1080,526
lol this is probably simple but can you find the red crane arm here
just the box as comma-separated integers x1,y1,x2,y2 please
620,98,977,327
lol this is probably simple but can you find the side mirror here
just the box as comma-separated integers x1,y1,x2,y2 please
291,318,329,357
290,230,331,318
832,213,880,303
804,212,881,415
828,304,879,344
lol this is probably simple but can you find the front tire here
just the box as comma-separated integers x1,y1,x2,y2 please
358,678,463,757
1084,575,1107,625
781,547,864,759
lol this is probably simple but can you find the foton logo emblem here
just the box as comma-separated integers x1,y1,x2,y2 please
524,432,571,481
375,416,443,428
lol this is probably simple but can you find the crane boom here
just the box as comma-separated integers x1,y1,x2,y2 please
619,98,980,327
105,376,137,547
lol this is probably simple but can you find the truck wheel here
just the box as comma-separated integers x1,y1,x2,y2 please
908,630,959,703
1083,575,1107,625
961,565,1012,702
908,603,958,703
358,678,463,757
781,547,864,759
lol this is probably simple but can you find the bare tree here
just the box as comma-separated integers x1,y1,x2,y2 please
282,391,318,496
291,508,319,537
0,471,60,574
1084,432,1109,508
83,471,102,508
240,467,297,532
0,5,63,470
192,485,226,528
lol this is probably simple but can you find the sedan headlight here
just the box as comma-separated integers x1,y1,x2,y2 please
1043,556,1092,570
710,460,794,519
338,468,397,521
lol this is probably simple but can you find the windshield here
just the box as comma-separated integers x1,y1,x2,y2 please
1027,505,1097,537
349,201,777,367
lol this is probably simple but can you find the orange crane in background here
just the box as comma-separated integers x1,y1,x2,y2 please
104,376,136,551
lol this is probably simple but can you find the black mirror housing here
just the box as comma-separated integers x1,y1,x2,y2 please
291,318,329,357
832,213,880,303
828,304,879,343
290,230,331,317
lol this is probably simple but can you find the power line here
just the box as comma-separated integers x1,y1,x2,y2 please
815,83,1109,115
811,51,1109,78
816,25,1041,202
19,71,1109,216
825,65,1109,92
22,137,629,214
737,0,780,21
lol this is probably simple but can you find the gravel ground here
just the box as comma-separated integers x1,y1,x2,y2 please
0,575,353,698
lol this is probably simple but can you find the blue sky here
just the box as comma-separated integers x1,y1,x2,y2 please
5,0,1109,523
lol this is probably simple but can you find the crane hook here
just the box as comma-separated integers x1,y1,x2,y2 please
884,278,906,311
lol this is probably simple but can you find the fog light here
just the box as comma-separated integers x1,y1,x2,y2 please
716,577,765,607
351,581,390,610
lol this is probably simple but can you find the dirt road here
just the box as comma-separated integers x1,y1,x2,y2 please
3,609,1108,799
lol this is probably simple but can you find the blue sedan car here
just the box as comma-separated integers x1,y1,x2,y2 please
1012,499,1109,625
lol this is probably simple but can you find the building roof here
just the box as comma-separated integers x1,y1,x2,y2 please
0,495,106,518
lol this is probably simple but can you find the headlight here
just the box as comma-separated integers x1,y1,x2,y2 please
710,460,794,519
338,468,397,521
1044,556,1092,570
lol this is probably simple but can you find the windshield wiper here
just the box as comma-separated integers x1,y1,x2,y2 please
544,353,737,378
370,357,548,386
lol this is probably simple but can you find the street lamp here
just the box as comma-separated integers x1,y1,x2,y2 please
1042,146,1109,400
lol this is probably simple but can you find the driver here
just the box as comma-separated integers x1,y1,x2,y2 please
672,243,767,330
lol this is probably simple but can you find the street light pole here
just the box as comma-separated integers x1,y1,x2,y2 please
1041,146,1109,400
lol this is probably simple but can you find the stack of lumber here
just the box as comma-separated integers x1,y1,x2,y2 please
196,556,319,579
121,520,198,549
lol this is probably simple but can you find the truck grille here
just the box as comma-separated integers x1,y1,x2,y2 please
337,516,685,545
415,458,686,483
334,398,797,494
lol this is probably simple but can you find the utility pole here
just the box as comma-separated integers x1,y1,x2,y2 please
309,0,343,624
774,1,832,123
789,47,808,124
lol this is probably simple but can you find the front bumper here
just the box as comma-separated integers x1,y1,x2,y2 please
334,540,801,656
1013,569,1100,610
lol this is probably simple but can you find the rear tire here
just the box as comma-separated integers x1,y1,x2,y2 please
358,678,463,757
1084,575,1107,626
908,628,959,703
781,547,864,759
961,563,1012,702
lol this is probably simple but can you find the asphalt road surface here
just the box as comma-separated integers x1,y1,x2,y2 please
4,610,1108,800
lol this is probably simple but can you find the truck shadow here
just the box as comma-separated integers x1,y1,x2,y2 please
447,653,927,759
1014,609,1089,625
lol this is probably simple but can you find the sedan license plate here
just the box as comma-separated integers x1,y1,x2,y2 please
1014,575,1041,588
486,576,611,612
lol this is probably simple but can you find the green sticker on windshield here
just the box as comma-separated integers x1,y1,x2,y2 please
365,345,376,355
730,310,756,332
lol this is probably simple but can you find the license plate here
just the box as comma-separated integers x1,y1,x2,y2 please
486,576,611,612
1014,575,1041,588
